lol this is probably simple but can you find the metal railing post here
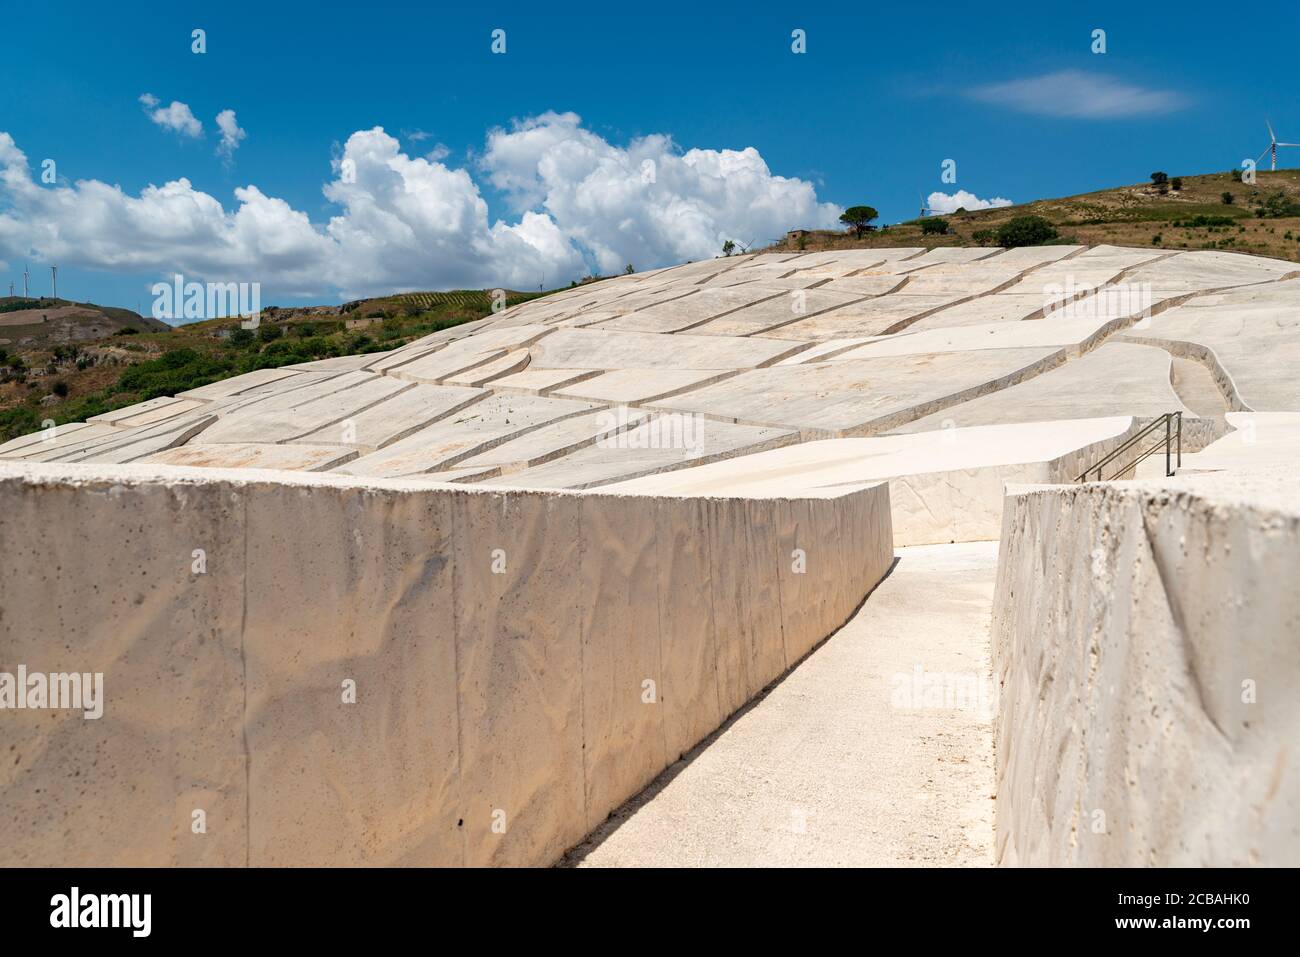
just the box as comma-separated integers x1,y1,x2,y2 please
1170,416,1180,478
1075,411,1184,483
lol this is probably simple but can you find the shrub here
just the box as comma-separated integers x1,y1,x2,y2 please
52,380,69,397
257,323,283,342
1177,215,1235,228
995,215,1058,248
1221,192,1235,205
1150,171,1168,186
920,217,950,235
1170,177,1183,191
115,348,235,400
1257,190,1300,218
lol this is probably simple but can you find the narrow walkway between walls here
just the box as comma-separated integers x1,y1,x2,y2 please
564,541,999,867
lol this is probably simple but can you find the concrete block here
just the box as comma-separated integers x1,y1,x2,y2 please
0,468,247,866
450,489,586,867
992,469,1300,865
241,483,461,866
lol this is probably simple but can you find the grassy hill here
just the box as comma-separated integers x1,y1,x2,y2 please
0,286,554,442
774,169,1300,261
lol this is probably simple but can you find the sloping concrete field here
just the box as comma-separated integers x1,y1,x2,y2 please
2,245,1299,866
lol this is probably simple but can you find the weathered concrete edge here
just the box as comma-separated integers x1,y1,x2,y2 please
0,461,893,866
990,473,1300,865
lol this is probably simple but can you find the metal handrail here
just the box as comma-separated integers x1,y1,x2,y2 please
1076,411,1182,482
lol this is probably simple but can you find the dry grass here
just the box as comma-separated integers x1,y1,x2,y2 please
774,169,1300,263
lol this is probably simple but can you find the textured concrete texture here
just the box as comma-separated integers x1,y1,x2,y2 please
0,461,893,867
610,417,1138,545
569,542,998,867
1180,412,1300,472
5,246,1297,494
992,469,1300,865
895,342,1187,433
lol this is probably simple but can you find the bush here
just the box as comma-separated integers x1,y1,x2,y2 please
971,229,996,246
228,327,255,347
1221,192,1235,205
1256,190,1300,218
115,348,235,400
920,217,950,235
1176,215,1235,228
52,380,69,397
1150,171,1168,186
0,299,41,314
257,323,283,343
1170,177,1183,191
995,215,1058,248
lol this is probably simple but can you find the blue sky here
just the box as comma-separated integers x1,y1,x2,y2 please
2,0,1298,314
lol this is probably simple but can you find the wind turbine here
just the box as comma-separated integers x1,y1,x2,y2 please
23,265,29,298
50,266,58,299
918,193,932,217
1258,120,1300,172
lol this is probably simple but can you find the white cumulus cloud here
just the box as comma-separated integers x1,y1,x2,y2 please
481,111,841,274
214,109,246,160
139,94,203,138
926,190,1013,215
0,114,840,303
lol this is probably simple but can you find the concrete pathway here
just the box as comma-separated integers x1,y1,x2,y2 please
566,541,999,867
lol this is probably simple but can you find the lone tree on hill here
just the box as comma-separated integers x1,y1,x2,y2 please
920,217,950,235
995,215,1058,248
1150,171,1169,186
721,239,736,257
839,205,879,237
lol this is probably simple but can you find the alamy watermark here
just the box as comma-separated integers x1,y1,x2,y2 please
594,406,706,451
152,273,261,327
1041,277,1153,323
889,665,997,719
0,666,104,719
50,887,150,937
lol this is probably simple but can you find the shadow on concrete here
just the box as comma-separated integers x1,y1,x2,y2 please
557,553,903,867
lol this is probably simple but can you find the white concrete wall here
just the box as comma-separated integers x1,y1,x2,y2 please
991,470,1300,865
886,423,1142,546
0,461,892,867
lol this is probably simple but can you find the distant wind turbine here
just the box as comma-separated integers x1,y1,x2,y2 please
1258,120,1300,172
